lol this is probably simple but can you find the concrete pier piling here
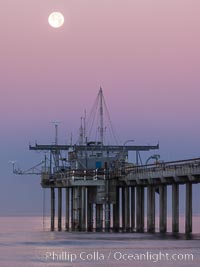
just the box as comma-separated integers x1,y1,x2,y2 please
102,203,106,231
119,187,123,230
159,185,167,233
85,187,88,231
68,187,73,231
65,188,69,230
136,186,144,232
58,188,62,231
131,187,135,231
105,203,110,231
50,187,55,231
128,187,132,230
147,185,155,233
124,187,129,231
48,178,196,234
172,183,179,233
73,187,79,230
110,203,114,230
80,187,86,231
185,183,192,233
92,203,97,231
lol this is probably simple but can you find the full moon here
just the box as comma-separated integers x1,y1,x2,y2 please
48,12,64,28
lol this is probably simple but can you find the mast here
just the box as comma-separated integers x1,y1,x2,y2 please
79,117,84,145
99,87,104,144
83,110,86,144
51,121,60,170
55,124,58,145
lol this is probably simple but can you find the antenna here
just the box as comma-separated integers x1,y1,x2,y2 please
70,132,73,146
51,121,61,145
51,121,61,170
84,109,86,143
79,117,84,145
99,87,104,144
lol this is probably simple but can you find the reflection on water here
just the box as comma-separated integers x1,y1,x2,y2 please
0,216,199,267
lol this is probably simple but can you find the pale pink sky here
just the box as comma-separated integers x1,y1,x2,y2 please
0,0,200,213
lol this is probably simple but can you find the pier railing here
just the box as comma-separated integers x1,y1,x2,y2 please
126,158,200,181
41,167,123,187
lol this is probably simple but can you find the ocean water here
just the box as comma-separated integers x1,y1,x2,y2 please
0,216,200,267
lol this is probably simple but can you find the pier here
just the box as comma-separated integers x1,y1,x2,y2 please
15,89,200,234
30,143,200,234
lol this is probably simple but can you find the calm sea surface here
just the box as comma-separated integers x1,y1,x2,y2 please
0,216,200,267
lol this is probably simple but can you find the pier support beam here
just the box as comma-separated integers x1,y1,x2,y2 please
92,203,96,231
68,188,73,231
136,186,144,232
80,187,85,231
50,187,55,231
110,203,114,230
58,188,62,231
128,187,132,230
119,187,123,230
147,185,155,233
185,183,192,234
124,186,134,231
105,203,110,231
159,185,167,233
102,204,106,231
73,187,79,230
114,188,119,230
65,188,69,231
85,187,88,231
80,187,88,231
172,183,179,233
131,187,135,231
124,187,130,231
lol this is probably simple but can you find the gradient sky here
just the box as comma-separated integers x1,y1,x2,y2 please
0,0,200,215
